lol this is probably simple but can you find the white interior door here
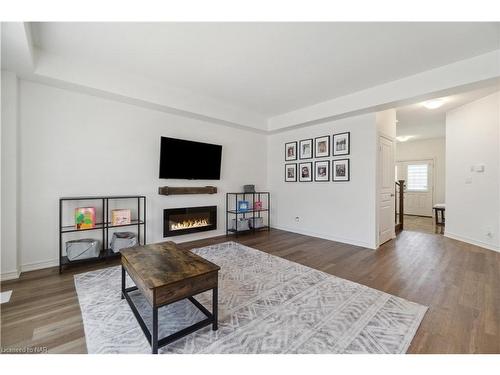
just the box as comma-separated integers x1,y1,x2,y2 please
378,136,395,246
396,160,434,217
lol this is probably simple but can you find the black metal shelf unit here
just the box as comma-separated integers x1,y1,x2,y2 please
59,195,146,273
226,192,270,236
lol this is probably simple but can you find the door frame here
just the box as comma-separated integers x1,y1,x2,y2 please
377,133,396,247
396,158,436,217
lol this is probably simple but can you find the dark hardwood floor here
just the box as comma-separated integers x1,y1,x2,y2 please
1,225,499,353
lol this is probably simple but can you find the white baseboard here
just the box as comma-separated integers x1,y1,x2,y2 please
20,259,59,273
1,270,21,281
272,225,376,249
13,232,226,275
444,231,500,253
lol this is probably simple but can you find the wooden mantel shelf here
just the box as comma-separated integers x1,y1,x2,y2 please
158,186,218,196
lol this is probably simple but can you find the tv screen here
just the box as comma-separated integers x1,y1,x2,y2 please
159,137,222,180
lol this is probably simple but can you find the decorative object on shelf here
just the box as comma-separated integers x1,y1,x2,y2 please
299,138,313,159
285,163,297,182
243,184,255,193
285,141,297,161
333,132,350,156
66,239,100,261
238,200,250,212
314,135,330,158
299,162,313,182
229,217,251,232
314,160,330,182
75,207,96,230
111,209,131,225
110,232,138,253
158,186,217,196
333,159,350,182
254,201,263,211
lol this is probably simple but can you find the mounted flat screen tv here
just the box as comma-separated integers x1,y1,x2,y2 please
159,137,222,180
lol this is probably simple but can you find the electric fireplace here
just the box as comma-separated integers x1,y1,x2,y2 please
163,206,217,237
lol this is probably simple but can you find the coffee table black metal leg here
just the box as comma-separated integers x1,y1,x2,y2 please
121,265,125,299
212,287,218,331
152,306,158,354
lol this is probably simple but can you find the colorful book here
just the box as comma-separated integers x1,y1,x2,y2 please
75,207,96,230
111,209,132,226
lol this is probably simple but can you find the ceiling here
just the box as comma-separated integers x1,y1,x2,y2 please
31,22,500,117
396,85,500,142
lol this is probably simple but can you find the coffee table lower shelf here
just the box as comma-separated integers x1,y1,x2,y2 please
121,266,218,354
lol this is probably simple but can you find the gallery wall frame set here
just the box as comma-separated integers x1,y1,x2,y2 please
284,132,351,182
285,160,350,182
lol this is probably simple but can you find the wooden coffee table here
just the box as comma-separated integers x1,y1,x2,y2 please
120,242,220,354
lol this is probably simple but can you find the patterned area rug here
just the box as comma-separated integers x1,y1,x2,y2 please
74,241,427,353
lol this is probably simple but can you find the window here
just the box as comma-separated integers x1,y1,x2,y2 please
407,164,428,191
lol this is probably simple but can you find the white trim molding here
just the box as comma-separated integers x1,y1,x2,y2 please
444,231,500,253
20,259,59,273
1,270,21,281
272,225,376,250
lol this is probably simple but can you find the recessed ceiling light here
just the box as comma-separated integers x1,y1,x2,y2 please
422,98,446,110
396,136,414,142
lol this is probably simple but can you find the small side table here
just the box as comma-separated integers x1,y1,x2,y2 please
433,204,446,226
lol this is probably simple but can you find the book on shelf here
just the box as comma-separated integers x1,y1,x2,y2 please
111,209,132,225
75,207,96,230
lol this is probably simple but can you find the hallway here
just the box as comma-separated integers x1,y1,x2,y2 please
401,214,444,235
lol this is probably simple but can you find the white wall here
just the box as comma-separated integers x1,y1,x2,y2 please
16,80,267,271
396,137,446,204
376,109,397,139
1,70,20,280
445,91,500,252
267,113,378,249
268,50,500,130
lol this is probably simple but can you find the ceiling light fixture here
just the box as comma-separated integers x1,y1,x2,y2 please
422,98,446,110
396,135,414,142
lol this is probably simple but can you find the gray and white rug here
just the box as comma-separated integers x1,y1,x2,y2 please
74,241,427,354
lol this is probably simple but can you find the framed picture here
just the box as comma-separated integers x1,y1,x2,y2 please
314,160,330,182
75,207,96,230
285,141,297,161
111,209,131,225
299,162,313,182
238,200,250,212
333,132,350,156
332,159,350,182
299,138,313,159
285,163,297,182
314,136,330,158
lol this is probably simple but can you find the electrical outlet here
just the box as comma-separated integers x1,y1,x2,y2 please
295,216,300,223
486,226,493,238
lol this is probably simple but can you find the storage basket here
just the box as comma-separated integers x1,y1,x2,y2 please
249,217,265,229
110,232,138,253
229,218,250,231
66,239,100,261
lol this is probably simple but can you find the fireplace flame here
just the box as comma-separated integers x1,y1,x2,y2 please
171,218,210,231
